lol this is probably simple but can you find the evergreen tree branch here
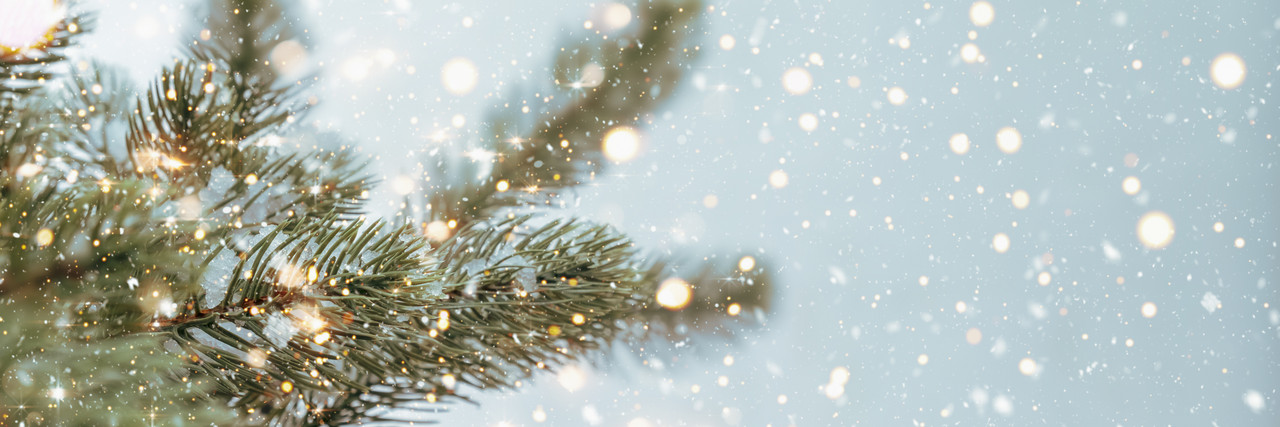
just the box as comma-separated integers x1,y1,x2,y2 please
426,0,703,228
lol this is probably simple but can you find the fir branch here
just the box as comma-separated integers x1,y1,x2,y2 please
636,253,773,337
56,61,136,175
189,0,309,141
0,176,226,424
318,217,652,424
126,60,243,183
426,0,704,227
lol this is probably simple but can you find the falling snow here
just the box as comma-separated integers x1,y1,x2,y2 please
68,0,1280,425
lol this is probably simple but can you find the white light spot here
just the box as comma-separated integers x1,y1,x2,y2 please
1137,211,1175,249
1122,176,1141,195
599,3,632,30
1210,53,1246,90
441,57,479,95
655,278,693,311
1141,302,1157,318
969,1,995,27
886,86,908,105
1011,190,1030,210
960,43,981,63
391,175,415,195
949,133,971,155
1018,358,1038,376
992,233,1011,253
798,113,819,132
782,67,813,95
602,126,642,162
1244,390,1266,413
719,34,736,50
996,126,1023,154
341,57,372,81
557,365,587,391
769,170,789,188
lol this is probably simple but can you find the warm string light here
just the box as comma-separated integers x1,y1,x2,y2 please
655,278,693,310
602,126,641,162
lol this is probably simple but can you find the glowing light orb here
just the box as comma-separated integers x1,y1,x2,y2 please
602,126,641,162
1234,237,1245,248
829,366,850,385
1121,176,1141,195
1018,358,1038,376
798,113,819,132
719,34,736,50
1011,190,1030,210
391,175,415,195
965,327,983,345
886,86,908,105
655,278,693,311
557,365,586,391
1244,390,1266,413
1037,271,1051,286
268,39,307,76
600,3,632,30
955,301,968,313
949,133,971,155
969,1,995,27
992,232,1011,253
48,387,65,401
1136,211,1175,249
246,349,267,368
441,373,457,389
917,354,929,365
996,126,1022,154
425,220,451,242
578,62,605,88
727,303,742,316
441,57,479,95
35,228,53,247
1210,53,1246,90
738,255,756,272
1213,221,1224,233
824,383,845,399
532,407,548,423
782,67,813,95
768,170,789,188
1140,302,1157,318
341,57,371,82
960,43,981,63
0,0,63,53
